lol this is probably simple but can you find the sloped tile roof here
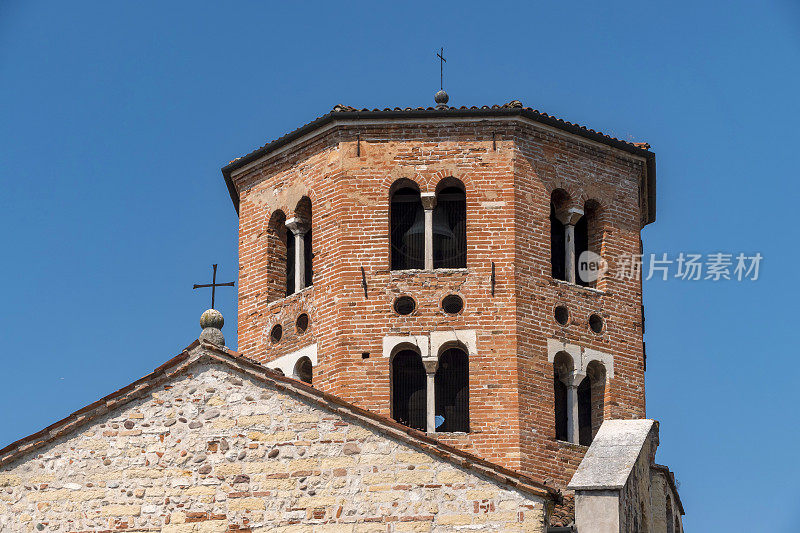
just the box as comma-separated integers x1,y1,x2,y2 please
220,101,656,221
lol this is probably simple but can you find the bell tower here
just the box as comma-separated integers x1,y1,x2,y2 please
222,96,655,492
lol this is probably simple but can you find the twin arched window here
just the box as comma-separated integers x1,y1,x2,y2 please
390,179,466,270
550,190,601,287
390,346,469,433
554,354,606,446
266,197,313,302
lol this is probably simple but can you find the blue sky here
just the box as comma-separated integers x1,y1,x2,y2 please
1,1,798,529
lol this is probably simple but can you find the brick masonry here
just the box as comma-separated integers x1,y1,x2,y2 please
0,346,551,532
232,114,651,491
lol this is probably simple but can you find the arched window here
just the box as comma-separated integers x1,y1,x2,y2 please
575,199,601,287
578,360,606,446
433,180,466,268
434,348,469,432
391,349,427,430
577,376,592,445
293,196,313,289
285,227,295,296
293,356,313,384
267,210,289,302
553,351,573,441
550,190,569,281
390,182,424,270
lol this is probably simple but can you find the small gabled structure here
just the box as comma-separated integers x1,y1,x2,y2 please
568,419,684,533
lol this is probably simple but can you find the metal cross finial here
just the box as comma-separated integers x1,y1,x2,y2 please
193,264,235,309
436,47,446,90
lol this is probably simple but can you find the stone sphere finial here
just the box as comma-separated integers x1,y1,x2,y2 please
199,309,225,346
434,90,449,108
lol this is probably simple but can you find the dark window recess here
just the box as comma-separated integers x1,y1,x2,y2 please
391,350,427,431
391,188,424,270
285,231,296,296
554,305,569,326
361,352,370,359
554,372,568,441
434,349,469,432
294,356,312,384
550,203,566,281
441,294,464,314
433,187,467,269
295,313,309,334
270,324,283,343
578,377,592,446
304,229,313,288
393,296,416,315
589,314,604,334
574,214,589,286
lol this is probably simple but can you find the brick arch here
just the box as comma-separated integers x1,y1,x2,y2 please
383,173,428,195
546,183,583,212
429,171,474,195
293,195,313,220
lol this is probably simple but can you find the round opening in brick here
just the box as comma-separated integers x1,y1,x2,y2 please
270,324,283,343
554,305,569,326
441,294,464,315
295,313,309,334
589,314,604,334
393,296,416,315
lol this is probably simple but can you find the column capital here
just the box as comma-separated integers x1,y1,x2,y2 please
420,192,437,210
561,370,587,389
422,358,439,374
285,217,310,235
556,206,584,226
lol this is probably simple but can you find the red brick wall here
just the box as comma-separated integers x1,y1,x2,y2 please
232,117,649,489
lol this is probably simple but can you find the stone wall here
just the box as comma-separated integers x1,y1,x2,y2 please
0,355,549,532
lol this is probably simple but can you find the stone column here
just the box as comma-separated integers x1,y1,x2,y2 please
557,207,584,284
285,217,310,294
564,370,587,444
420,193,437,270
422,358,439,433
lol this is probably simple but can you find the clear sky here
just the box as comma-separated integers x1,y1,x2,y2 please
1,1,798,530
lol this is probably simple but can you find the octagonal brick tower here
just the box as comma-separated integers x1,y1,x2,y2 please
221,101,656,490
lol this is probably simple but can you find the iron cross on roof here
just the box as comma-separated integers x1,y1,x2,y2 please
193,264,235,310
437,47,446,90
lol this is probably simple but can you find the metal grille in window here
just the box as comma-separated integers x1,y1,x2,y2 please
550,203,566,281
391,350,427,431
574,215,589,286
578,377,592,446
294,356,312,385
304,229,313,288
441,294,463,314
285,231,295,295
391,188,424,270
554,371,568,441
434,348,469,432
393,296,416,316
433,187,467,269
270,324,283,344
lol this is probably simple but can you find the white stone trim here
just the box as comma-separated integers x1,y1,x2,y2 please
382,335,429,359
430,330,477,358
547,339,614,378
266,343,318,378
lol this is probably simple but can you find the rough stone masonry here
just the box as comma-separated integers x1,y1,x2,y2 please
0,343,555,532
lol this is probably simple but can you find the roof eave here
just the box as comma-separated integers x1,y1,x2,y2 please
221,108,656,222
